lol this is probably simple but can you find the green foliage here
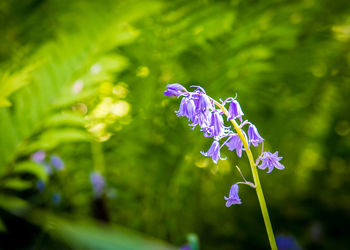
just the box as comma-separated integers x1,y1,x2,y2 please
0,0,349,249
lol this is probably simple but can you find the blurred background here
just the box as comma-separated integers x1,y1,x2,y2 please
0,0,349,249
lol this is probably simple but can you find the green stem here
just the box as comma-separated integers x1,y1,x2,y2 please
214,101,277,250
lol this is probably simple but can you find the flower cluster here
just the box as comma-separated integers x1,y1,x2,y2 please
164,83,284,206
31,150,65,175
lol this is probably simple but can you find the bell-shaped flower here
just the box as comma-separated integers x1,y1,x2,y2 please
248,124,264,147
224,184,242,207
226,134,244,157
200,140,226,164
195,93,213,114
164,83,187,97
256,151,284,173
176,97,196,122
209,111,230,138
227,99,244,122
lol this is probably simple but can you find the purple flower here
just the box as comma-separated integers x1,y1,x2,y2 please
248,124,264,147
190,110,211,130
256,151,284,173
52,193,61,204
176,96,196,122
31,150,45,163
164,83,187,97
226,134,244,157
50,155,64,170
200,140,226,164
208,110,230,138
227,99,244,122
224,184,241,207
90,172,105,197
194,93,212,114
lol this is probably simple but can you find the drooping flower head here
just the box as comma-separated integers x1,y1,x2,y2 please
208,110,230,138
224,184,242,207
200,140,226,164
226,133,246,158
256,151,284,173
227,99,244,122
176,96,196,122
164,83,187,97
248,124,264,147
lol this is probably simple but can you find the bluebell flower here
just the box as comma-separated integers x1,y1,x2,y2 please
31,150,45,163
226,134,244,157
176,96,196,122
36,180,45,192
194,92,212,114
200,140,226,164
256,151,284,173
52,193,61,204
227,99,244,122
224,184,241,207
164,83,187,97
209,110,230,138
50,155,65,170
90,172,105,197
248,124,264,147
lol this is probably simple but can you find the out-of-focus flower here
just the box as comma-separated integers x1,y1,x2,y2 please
50,155,65,170
164,83,187,97
275,235,301,250
90,172,105,197
31,150,45,163
36,180,45,192
224,184,241,207
52,193,61,205
256,151,284,173
248,124,264,147
200,140,226,164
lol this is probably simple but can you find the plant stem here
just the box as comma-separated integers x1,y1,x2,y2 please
213,100,277,250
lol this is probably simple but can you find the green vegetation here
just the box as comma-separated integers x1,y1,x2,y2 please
0,0,349,249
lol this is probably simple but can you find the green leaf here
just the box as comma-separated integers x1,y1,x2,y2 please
1,178,33,191
13,161,48,182
28,212,177,250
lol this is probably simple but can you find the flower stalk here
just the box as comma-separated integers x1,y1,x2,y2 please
213,100,277,250
164,83,284,250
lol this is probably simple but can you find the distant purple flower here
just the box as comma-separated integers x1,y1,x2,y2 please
276,235,301,250
248,124,264,147
52,193,61,204
36,180,45,192
227,99,244,122
164,83,187,97
90,172,105,197
50,155,65,170
256,151,284,173
176,96,196,122
224,184,241,207
226,134,245,157
31,150,45,163
201,140,226,164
